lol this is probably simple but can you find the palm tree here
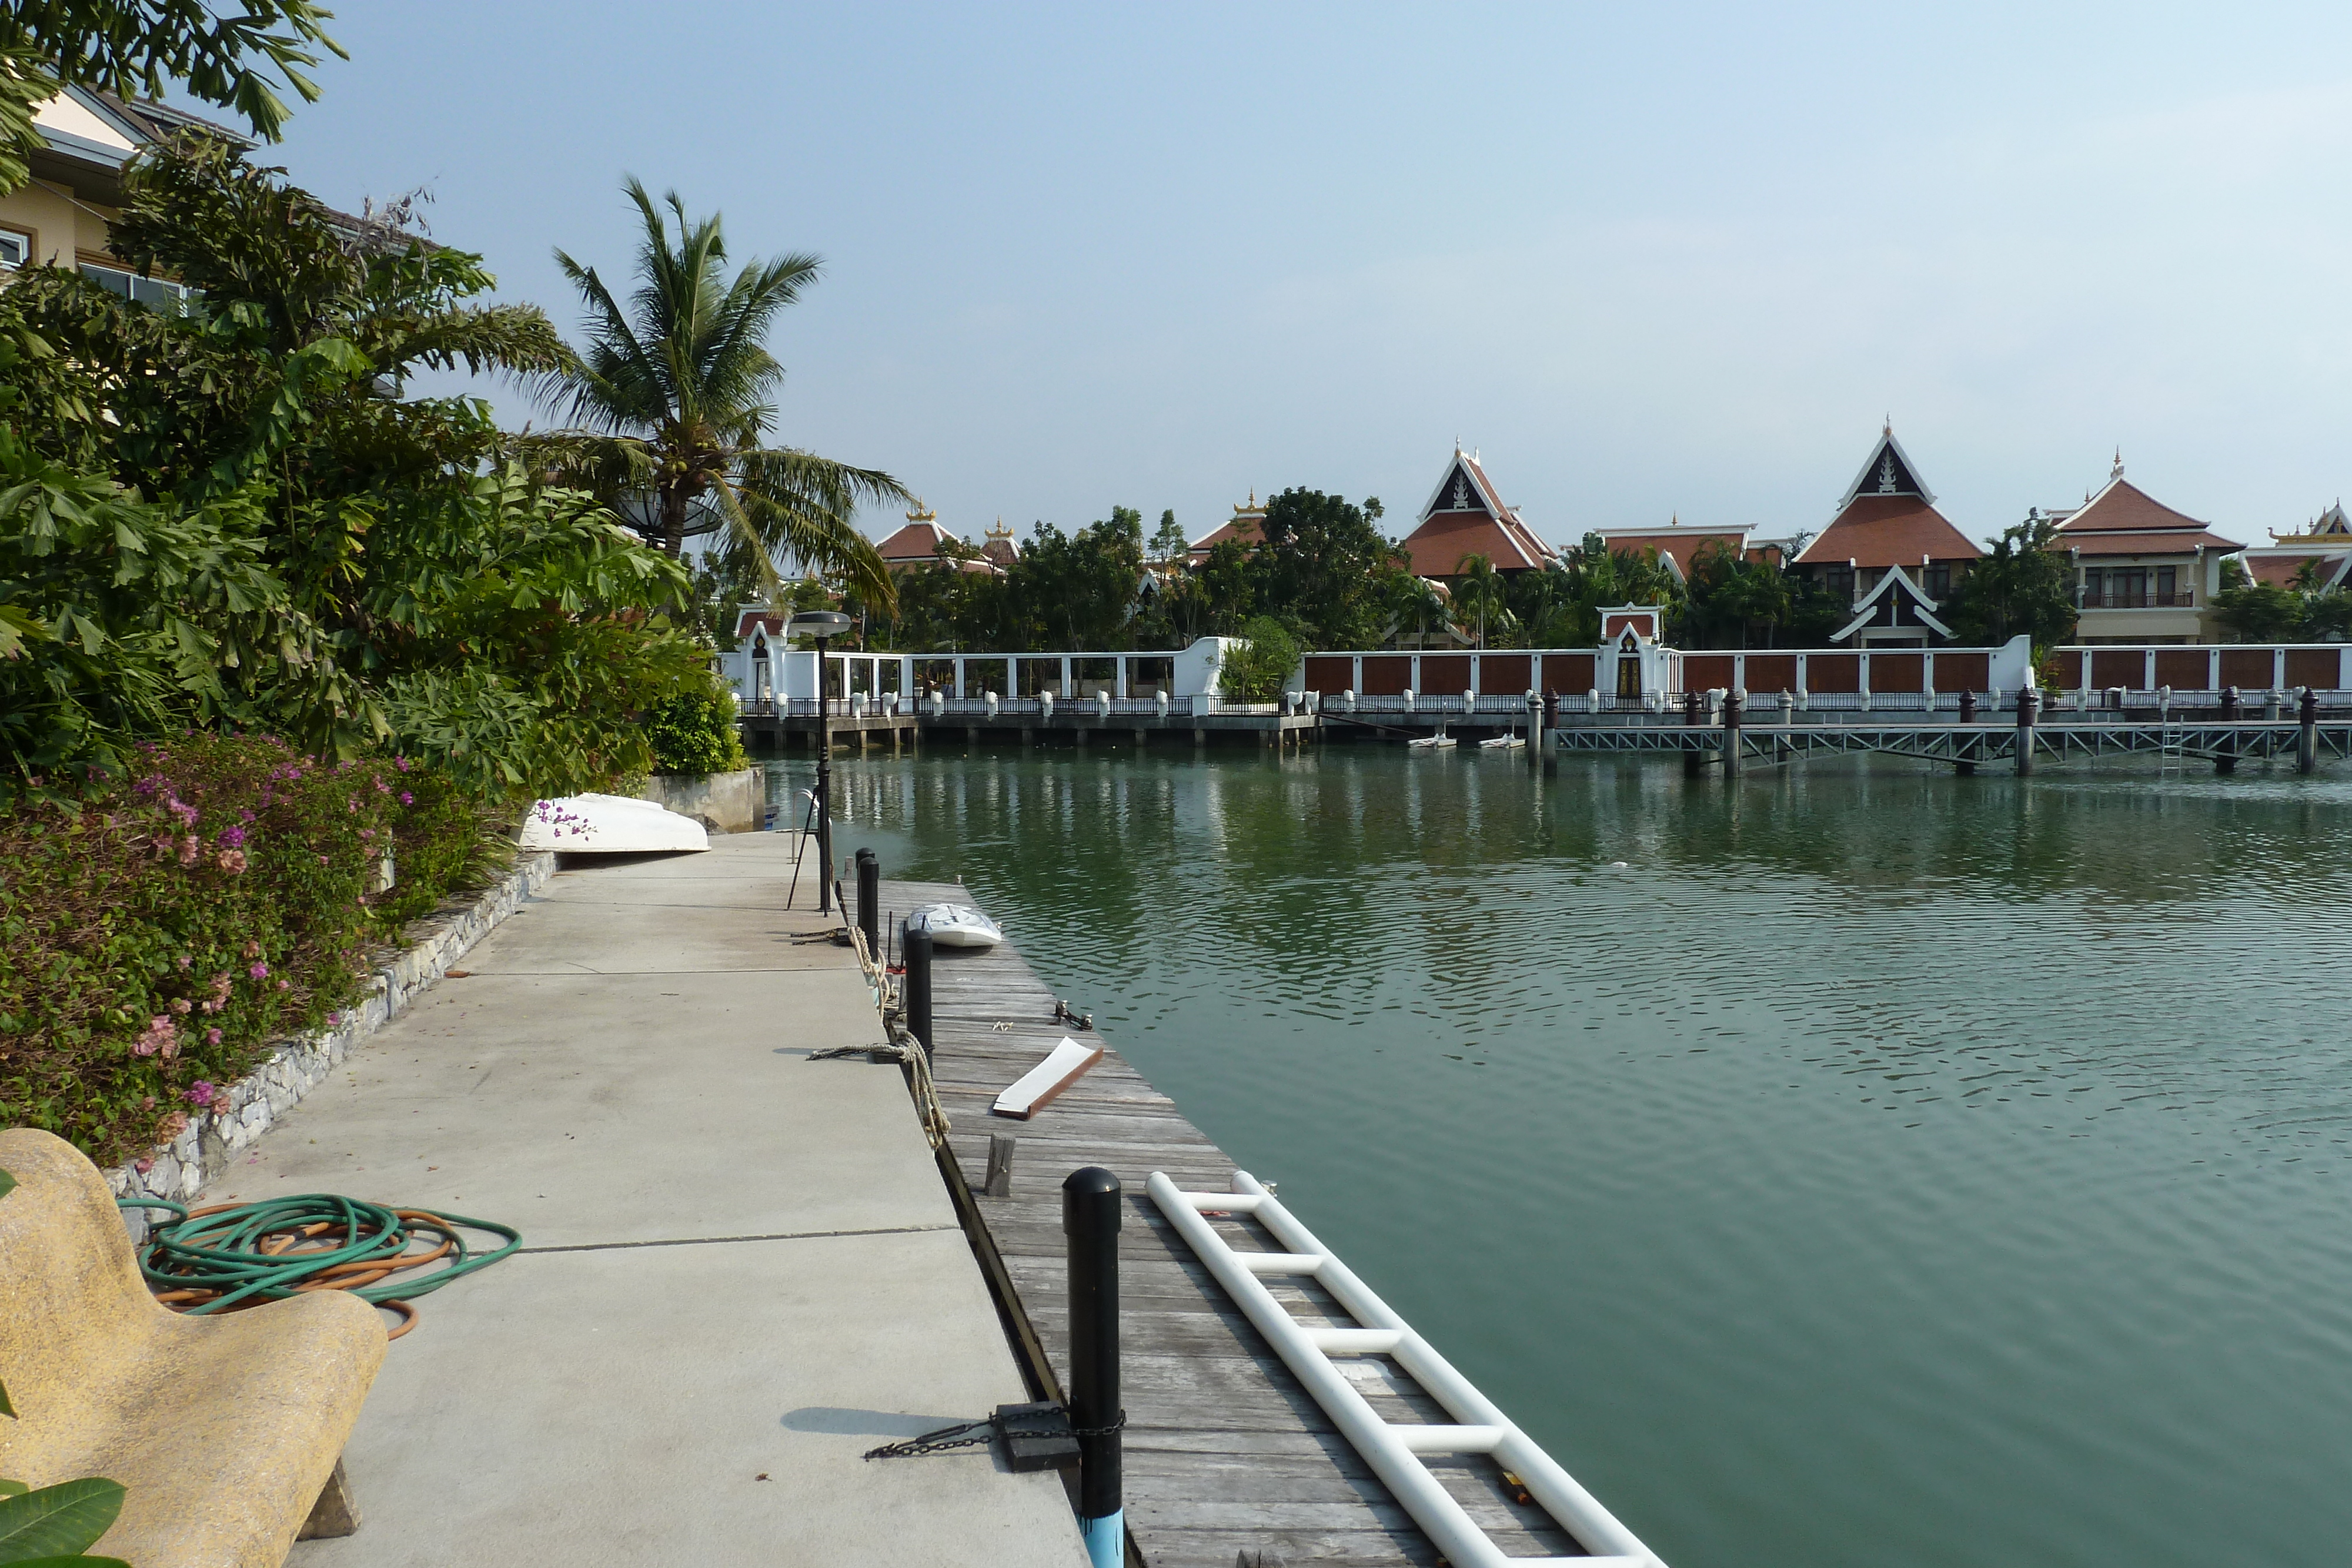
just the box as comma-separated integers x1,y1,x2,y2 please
1453,554,1514,648
531,180,906,609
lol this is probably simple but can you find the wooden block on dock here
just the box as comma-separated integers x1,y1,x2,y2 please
991,1035,1104,1119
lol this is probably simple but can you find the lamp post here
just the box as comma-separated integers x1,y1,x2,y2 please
788,610,854,914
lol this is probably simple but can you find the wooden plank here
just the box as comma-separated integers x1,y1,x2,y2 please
879,878,1581,1568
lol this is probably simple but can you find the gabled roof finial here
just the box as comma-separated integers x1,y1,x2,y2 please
2112,448,2124,480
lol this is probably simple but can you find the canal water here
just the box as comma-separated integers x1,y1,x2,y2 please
767,745,2352,1568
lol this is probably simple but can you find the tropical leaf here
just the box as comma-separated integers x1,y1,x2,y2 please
0,1477,126,1562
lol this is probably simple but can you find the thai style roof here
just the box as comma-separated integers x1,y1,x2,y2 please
1398,448,1553,575
1795,427,1982,569
980,519,1020,567
1188,492,1265,560
1831,565,1955,643
874,503,957,564
2050,465,2243,556
1592,523,1763,582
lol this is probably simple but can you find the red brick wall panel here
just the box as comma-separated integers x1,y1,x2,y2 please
1304,656,1355,692
1808,654,1860,693
2286,648,2341,690
1870,653,1925,693
1476,654,1531,693
2219,649,2274,688
1420,654,1472,693
1933,652,1989,691
2153,650,2210,690
1360,655,1412,696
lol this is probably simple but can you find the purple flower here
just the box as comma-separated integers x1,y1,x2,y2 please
399,791,413,805
185,1081,216,1108
219,825,247,848
249,961,269,980
204,1028,221,1046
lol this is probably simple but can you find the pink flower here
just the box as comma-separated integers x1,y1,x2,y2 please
132,1015,176,1057
217,849,247,874
206,1027,222,1045
135,1156,154,1174
169,998,191,1015
158,1111,188,1139
185,1081,216,1108
276,978,289,991
399,791,413,805
178,835,199,865
175,955,192,971
395,756,410,772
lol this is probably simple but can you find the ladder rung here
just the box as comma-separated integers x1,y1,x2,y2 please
1307,1327,1402,1353
1238,1252,1325,1276
1389,1423,1506,1454
1181,1191,1263,1213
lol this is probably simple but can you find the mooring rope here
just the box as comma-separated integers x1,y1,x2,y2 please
813,895,951,1148
118,1193,520,1339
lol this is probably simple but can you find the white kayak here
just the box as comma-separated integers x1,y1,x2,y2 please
520,793,709,854
1479,734,1526,750
907,902,1004,950
1407,734,1457,750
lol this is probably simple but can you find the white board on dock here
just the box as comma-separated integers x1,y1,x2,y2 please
992,1035,1104,1119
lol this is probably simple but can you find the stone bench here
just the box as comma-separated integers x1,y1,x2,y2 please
0,1128,385,1567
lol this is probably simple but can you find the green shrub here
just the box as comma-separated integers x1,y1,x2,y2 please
1217,616,1301,702
644,678,749,776
0,733,499,1165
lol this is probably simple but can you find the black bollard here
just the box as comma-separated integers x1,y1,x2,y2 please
2015,686,2037,777
1065,1167,1124,1566
902,921,934,1059
2300,687,2319,774
1960,689,1977,724
855,848,880,957
1541,691,1560,778
1721,687,1743,778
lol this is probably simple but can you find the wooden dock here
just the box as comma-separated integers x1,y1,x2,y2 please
878,876,1583,1567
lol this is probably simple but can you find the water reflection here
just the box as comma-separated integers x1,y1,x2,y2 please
769,746,2352,1568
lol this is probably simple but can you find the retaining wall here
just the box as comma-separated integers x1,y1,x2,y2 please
637,768,761,833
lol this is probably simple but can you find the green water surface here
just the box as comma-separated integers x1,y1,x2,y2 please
767,746,2352,1568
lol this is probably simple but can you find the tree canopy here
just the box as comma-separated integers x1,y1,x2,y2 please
1944,513,2079,650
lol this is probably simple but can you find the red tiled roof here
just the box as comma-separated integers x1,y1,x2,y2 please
2055,478,2244,553
1599,531,1746,561
1188,517,1260,557
875,519,956,562
1795,496,1982,569
735,611,788,639
1400,513,1551,576
2246,551,2352,589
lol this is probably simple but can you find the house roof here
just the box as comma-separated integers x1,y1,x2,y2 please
1796,495,1982,567
2247,551,2352,590
736,610,790,640
875,511,956,563
1831,564,1955,642
1399,448,1553,574
1189,496,1264,559
1798,428,1981,568
2052,473,2243,554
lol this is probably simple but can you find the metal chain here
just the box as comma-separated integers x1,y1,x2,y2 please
863,1419,996,1461
1068,1409,1127,1438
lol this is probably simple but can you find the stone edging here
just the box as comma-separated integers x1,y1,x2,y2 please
106,850,556,1241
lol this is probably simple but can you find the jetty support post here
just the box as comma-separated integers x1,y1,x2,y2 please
2219,686,2239,773
2015,686,2037,777
902,921,934,1060
1721,687,1743,778
2300,687,2319,774
1541,692,1560,777
1064,1166,1124,1567
855,848,880,958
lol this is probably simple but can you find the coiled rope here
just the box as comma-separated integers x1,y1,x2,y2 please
120,1194,520,1340
811,882,951,1148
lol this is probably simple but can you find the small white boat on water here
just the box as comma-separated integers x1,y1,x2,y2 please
907,902,1004,950
1479,733,1526,751
1407,733,1457,751
520,794,709,854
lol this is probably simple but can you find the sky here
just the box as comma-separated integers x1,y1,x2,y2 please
231,2,2352,551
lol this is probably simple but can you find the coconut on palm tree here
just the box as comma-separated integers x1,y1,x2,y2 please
530,179,906,610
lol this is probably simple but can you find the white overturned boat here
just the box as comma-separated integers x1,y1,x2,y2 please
1478,733,1525,751
1406,733,1456,751
520,793,709,854
907,902,1004,950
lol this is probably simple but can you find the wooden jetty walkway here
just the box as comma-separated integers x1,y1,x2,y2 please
877,876,1581,1567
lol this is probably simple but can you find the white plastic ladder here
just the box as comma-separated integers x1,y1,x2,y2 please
1146,1170,1664,1568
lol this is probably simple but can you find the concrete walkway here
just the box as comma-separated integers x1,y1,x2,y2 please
203,834,1084,1567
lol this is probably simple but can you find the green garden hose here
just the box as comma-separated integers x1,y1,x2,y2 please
119,1193,520,1339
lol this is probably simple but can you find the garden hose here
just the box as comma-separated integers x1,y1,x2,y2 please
119,1193,521,1340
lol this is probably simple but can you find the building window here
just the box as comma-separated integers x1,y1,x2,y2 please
77,261,200,316
2082,567,2105,607
0,229,26,270
1823,564,1855,600
2113,567,2146,608
1925,563,1951,599
2157,565,2177,606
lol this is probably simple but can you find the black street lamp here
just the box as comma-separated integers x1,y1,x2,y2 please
789,610,854,915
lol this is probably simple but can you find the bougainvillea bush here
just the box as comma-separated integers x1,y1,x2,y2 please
0,733,503,1164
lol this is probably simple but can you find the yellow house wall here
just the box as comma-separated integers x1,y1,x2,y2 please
0,180,121,268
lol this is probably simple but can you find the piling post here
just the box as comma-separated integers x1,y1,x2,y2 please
1541,692,1560,777
1721,687,1743,778
855,848,880,958
1064,1167,1124,1567
901,921,934,1060
816,752,837,915
2218,686,2239,773
2015,685,2037,777
1960,690,1977,724
2299,687,2318,774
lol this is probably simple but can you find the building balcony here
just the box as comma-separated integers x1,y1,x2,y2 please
2077,591,2196,609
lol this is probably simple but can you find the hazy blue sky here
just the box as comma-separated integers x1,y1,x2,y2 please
248,3,2352,550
